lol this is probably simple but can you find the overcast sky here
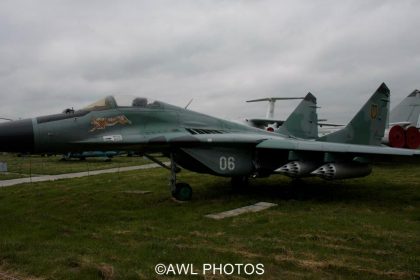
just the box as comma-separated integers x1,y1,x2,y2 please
0,0,419,123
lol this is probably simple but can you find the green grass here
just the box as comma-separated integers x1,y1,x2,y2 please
0,163,419,279
0,154,151,177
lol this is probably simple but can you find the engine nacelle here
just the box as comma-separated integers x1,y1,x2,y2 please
275,161,318,178
311,162,372,180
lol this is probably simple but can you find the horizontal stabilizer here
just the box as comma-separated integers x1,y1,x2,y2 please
246,97,305,103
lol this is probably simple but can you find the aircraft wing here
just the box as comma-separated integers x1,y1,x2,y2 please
246,97,304,102
74,132,420,157
73,132,267,147
174,133,419,157
256,138,420,156
184,133,419,156
318,123,345,127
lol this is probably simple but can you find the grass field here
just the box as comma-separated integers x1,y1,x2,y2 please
0,163,419,279
0,154,151,180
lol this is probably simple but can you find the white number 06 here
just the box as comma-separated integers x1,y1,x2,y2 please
219,156,235,171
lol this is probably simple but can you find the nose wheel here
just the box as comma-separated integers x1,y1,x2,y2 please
169,153,192,201
172,182,193,201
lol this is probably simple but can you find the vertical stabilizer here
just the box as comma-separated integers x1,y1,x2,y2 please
278,92,318,139
390,89,420,125
318,83,390,145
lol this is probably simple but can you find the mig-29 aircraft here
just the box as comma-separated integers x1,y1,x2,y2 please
0,83,418,201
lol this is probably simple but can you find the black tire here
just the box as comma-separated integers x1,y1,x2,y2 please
172,183,193,201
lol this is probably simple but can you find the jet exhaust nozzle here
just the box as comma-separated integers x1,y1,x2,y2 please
405,126,420,149
382,125,420,149
383,125,405,148
311,162,372,180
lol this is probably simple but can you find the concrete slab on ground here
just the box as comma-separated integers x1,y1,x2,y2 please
205,202,278,220
121,190,152,195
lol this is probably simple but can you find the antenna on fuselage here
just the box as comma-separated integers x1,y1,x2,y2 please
185,98,194,109
246,97,305,119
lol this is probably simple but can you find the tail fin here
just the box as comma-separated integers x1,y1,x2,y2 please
390,89,420,126
318,83,390,145
278,92,318,139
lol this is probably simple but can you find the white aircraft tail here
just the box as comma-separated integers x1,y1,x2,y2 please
246,97,305,119
390,89,420,126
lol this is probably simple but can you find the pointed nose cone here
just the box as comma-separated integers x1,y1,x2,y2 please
0,119,34,153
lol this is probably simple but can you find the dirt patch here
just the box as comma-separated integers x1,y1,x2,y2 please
0,266,43,280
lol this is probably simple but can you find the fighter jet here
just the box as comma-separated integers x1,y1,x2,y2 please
0,83,418,201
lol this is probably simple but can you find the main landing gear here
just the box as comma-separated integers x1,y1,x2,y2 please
145,153,192,201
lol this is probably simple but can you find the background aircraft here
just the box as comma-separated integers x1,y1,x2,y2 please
0,83,418,201
383,89,420,149
244,96,305,132
61,151,120,161
244,94,343,135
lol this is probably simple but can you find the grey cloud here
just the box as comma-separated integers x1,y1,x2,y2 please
0,0,419,123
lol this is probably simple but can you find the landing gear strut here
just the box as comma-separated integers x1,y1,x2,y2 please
144,153,192,201
169,153,192,201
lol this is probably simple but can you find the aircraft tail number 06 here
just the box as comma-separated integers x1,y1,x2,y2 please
219,156,235,171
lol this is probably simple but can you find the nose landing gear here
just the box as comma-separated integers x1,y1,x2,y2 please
169,153,192,201
144,153,193,201
172,182,193,201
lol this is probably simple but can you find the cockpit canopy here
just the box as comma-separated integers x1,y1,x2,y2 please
82,96,162,111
